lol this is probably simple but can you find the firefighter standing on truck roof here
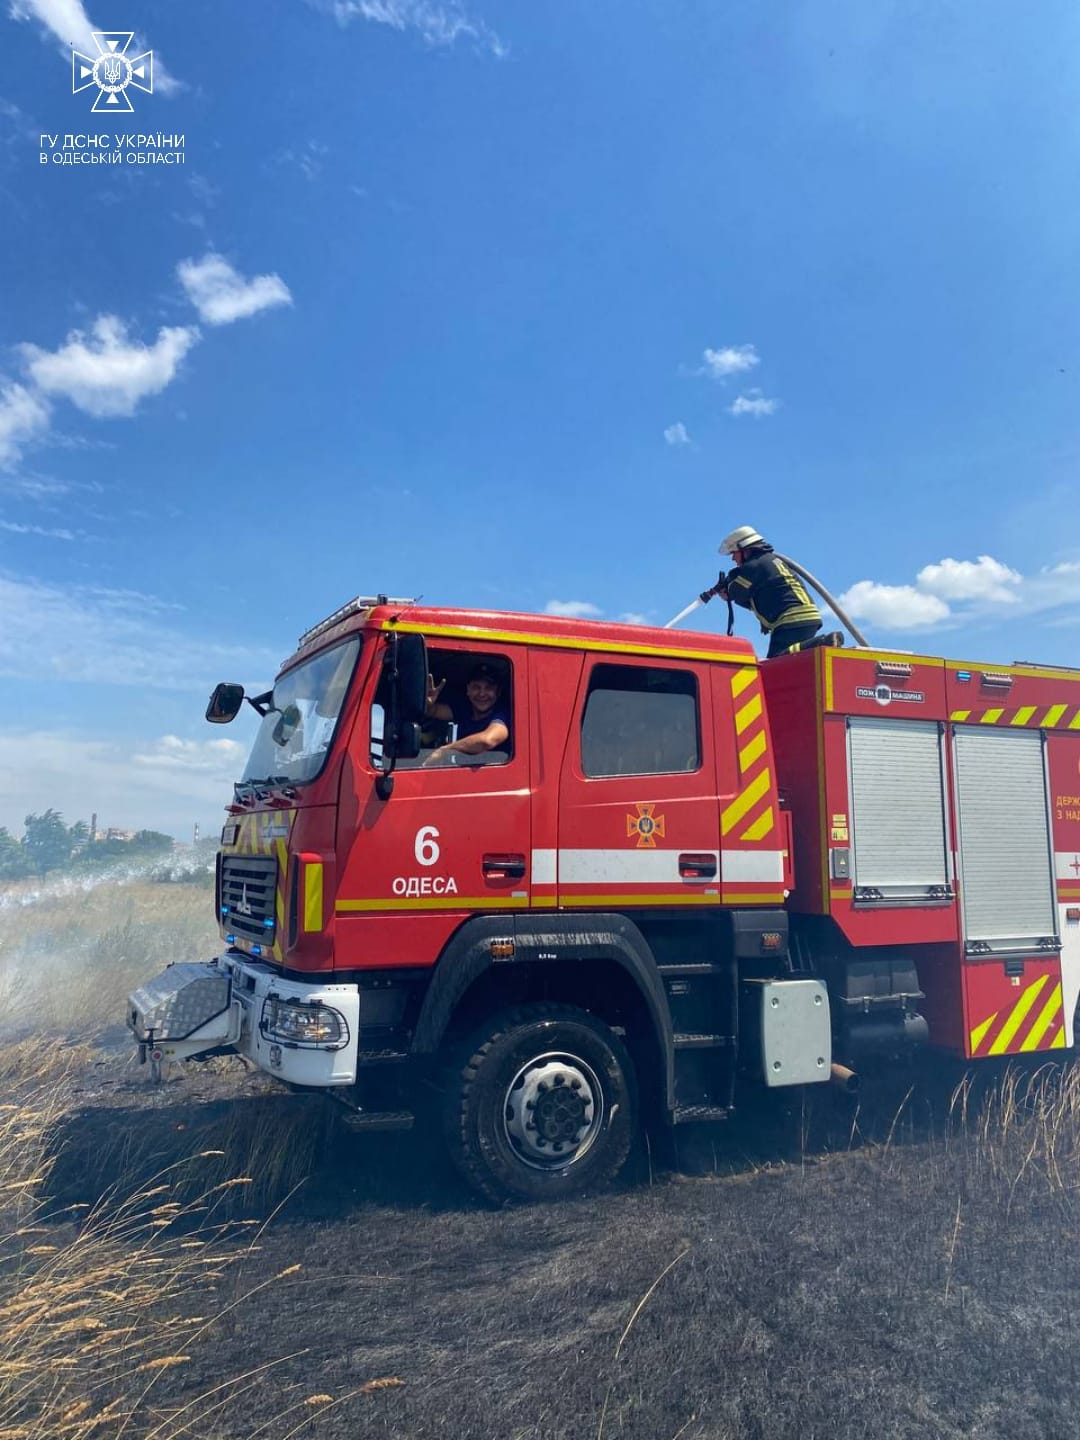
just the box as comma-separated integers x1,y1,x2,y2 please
704,526,823,658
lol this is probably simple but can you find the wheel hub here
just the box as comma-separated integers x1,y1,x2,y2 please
503,1053,603,1169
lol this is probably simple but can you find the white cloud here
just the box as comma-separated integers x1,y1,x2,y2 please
1019,560,1080,617
21,316,198,418
324,0,506,54
9,0,181,92
0,382,50,468
544,599,602,619
0,572,277,691
839,552,1080,639
177,254,293,327
618,612,650,626
729,391,779,418
701,344,759,380
663,422,691,447
133,734,246,774
916,555,1022,604
0,730,245,838
838,580,951,630
0,520,76,540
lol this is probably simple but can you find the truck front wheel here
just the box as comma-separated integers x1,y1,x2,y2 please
442,1003,637,1204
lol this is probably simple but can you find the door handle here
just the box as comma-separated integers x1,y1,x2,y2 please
679,853,717,879
483,853,527,880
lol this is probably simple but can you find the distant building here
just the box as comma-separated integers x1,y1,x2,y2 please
89,827,138,843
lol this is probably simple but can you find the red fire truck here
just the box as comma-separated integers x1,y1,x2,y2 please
128,596,1080,1201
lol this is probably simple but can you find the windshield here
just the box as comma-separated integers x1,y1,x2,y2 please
242,638,361,786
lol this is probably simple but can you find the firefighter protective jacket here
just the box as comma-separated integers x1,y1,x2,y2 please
725,545,822,634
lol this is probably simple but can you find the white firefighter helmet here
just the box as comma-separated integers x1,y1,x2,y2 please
719,525,764,556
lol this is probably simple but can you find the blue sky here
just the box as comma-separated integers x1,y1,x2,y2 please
1,0,1079,837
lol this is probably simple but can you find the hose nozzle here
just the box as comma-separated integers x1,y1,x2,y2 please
699,572,728,605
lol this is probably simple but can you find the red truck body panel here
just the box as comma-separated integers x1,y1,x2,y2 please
218,601,1080,1064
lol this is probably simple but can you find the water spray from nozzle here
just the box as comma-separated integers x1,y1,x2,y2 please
663,598,704,629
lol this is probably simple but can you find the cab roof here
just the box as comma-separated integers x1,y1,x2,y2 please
285,600,759,672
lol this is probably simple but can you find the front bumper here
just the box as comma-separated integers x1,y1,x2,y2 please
128,953,360,1087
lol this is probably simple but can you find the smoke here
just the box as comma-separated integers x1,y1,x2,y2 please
0,846,215,912
0,857,220,1042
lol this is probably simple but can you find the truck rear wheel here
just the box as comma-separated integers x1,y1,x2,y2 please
442,1003,637,1204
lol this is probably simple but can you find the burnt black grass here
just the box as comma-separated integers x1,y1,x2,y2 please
40,1053,1080,1440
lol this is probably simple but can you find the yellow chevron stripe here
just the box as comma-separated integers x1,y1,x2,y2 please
1019,984,1063,1052
1070,710,1080,730
731,667,757,698
735,693,763,736
987,974,1049,1055
1010,706,1036,726
1041,704,1067,728
721,768,772,836
740,806,775,842
981,708,1004,725
738,730,767,773
950,710,971,722
970,1011,998,1053
1050,1029,1067,1049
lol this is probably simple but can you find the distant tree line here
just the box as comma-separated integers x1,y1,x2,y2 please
0,810,175,881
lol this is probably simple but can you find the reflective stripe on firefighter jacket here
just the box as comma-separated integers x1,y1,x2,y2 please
726,549,822,634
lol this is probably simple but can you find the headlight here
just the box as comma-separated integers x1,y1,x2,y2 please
261,997,348,1048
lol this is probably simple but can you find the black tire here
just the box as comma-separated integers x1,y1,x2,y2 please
441,1003,638,1204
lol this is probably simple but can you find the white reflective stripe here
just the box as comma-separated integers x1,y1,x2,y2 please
558,849,716,884
543,849,785,884
531,849,557,885
723,849,785,883
1055,853,1080,880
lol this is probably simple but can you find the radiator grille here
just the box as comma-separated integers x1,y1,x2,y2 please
220,855,278,946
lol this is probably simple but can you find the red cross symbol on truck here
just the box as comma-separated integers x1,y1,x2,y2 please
1071,855,1080,876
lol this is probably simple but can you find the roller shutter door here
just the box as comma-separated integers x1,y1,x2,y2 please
953,728,1057,948
848,718,949,898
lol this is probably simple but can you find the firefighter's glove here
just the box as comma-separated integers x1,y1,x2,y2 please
700,573,729,605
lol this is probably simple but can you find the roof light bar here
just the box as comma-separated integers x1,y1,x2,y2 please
297,594,416,649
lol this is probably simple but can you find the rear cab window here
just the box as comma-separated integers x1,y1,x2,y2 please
581,663,701,777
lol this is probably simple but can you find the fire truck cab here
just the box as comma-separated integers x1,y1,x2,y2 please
128,597,1080,1202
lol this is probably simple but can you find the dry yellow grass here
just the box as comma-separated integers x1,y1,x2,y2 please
0,1040,336,1440
2,1046,192,1432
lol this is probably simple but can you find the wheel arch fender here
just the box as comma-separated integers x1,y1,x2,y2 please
411,912,676,1111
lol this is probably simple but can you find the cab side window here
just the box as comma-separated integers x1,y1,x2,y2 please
581,664,700,777
371,645,514,770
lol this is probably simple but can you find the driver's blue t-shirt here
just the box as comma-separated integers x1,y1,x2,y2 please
450,698,511,747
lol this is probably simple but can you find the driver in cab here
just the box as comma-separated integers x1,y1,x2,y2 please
423,661,510,765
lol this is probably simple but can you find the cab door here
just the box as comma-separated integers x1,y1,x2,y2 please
556,657,721,910
334,640,531,970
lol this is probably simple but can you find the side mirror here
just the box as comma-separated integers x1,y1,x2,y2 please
395,722,422,760
395,632,428,723
206,683,245,724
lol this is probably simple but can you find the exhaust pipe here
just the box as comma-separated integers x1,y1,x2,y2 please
831,1063,860,1094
